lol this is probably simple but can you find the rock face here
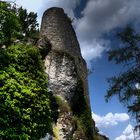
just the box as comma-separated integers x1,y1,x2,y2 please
39,7,107,140
39,8,88,102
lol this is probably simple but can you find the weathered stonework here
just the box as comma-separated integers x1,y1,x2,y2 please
39,7,108,140
38,7,92,140
39,7,89,103
44,51,77,100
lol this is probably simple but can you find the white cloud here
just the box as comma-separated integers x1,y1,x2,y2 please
115,124,134,140
123,124,133,135
80,39,110,66
75,0,140,64
92,112,129,128
115,135,126,140
135,83,140,90
76,0,140,40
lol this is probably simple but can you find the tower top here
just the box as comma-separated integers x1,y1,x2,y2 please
40,7,81,56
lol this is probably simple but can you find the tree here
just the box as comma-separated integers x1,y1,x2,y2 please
105,27,140,121
17,7,39,42
0,1,21,46
0,1,39,46
0,45,52,139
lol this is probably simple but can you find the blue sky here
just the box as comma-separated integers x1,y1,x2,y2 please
4,0,140,139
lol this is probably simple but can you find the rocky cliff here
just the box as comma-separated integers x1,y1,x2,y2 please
39,7,88,102
38,7,108,140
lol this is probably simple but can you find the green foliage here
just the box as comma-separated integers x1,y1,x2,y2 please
0,1,21,46
17,7,39,43
53,126,60,140
55,95,71,114
0,45,52,140
0,1,39,46
106,27,140,118
52,95,71,140
71,79,94,140
49,93,59,123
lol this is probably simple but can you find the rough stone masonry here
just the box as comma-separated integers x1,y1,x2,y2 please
38,7,96,140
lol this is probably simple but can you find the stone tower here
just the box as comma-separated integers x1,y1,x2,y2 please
38,7,95,140
39,7,88,101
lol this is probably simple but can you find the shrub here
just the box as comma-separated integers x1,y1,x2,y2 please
0,45,52,140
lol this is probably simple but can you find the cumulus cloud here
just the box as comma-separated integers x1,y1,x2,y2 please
115,124,134,140
75,0,140,65
80,39,110,66
92,112,129,128
76,0,140,40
